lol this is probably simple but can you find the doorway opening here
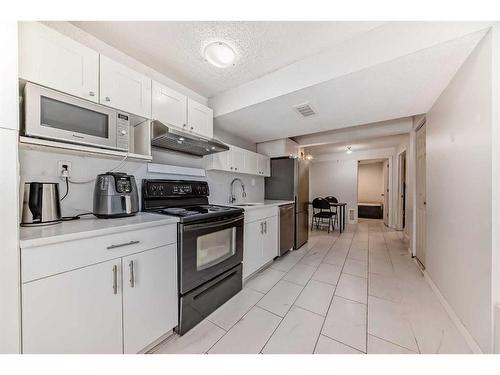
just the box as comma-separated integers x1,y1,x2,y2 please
357,159,389,224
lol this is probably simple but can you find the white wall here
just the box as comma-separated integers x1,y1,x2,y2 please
309,147,402,226
357,162,384,204
19,147,265,217
425,31,492,352
0,21,20,353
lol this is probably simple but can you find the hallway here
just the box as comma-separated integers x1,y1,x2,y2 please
153,220,471,354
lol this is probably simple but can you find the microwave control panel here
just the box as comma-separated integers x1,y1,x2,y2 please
116,113,130,151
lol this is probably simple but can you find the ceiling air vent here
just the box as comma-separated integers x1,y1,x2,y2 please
293,102,317,118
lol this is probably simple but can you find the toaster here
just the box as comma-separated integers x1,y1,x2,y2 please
93,172,139,218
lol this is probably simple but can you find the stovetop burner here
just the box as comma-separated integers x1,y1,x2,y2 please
154,204,236,217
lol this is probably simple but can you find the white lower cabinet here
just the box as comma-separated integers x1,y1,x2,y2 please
22,259,123,354
243,212,279,280
122,244,178,354
21,223,178,354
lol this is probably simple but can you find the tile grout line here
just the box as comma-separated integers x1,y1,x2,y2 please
312,229,354,354
261,234,339,354
205,234,328,354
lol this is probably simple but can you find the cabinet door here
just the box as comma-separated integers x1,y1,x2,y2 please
243,221,263,279
207,149,231,171
22,259,123,353
262,216,279,263
244,151,259,175
187,98,213,138
152,80,187,129
229,146,245,173
258,155,271,177
122,244,178,353
19,22,99,102
100,55,152,118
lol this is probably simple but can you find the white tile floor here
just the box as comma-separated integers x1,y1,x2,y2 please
152,220,471,354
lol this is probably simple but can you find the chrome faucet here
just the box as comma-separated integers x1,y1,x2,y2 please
229,178,246,203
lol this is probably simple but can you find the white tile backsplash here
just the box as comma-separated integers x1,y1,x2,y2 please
19,148,264,217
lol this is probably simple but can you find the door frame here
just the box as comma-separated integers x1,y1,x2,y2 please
356,158,389,224
397,150,407,231
415,119,427,268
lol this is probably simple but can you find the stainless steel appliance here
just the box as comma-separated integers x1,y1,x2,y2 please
151,120,229,157
279,203,295,256
21,182,62,226
265,157,310,249
93,172,139,218
142,179,244,335
23,82,131,151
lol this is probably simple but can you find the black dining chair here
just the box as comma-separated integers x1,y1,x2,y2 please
311,197,335,233
325,196,339,229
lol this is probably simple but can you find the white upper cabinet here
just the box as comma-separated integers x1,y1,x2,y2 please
257,154,271,177
244,151,259,175
152,80,187,129
205,144,271,177
18,22,99,103
229,146,245,173
100,55,152,118
187,98,213,138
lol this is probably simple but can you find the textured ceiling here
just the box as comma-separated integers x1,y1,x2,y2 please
71,21,383,97
305,134,408,156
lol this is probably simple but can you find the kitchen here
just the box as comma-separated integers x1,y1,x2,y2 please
14,21,306,354
2,8,500,368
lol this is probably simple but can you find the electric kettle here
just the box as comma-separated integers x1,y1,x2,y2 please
21,182,62,226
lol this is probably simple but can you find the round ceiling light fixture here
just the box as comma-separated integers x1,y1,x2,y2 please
203,41,236,68
346,146,353,154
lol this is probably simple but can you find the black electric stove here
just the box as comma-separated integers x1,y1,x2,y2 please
142,179,244,335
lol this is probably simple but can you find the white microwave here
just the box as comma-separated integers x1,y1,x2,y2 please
24,82,130,152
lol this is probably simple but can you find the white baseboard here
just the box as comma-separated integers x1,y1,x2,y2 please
423,271,483,354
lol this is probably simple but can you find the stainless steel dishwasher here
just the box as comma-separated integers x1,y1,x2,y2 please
279,203,295,256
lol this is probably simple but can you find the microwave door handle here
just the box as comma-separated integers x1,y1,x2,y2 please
122,195,131,214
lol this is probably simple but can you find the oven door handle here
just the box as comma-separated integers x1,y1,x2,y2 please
183,216,243,231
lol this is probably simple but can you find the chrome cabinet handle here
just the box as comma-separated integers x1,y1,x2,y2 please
190,126,194,130
89,91,95,97
264,221,267,234
105,96,111,102
112,265,118,295
106,240,140,250
129,260,135,288
260,222,264,234
183,124,187,128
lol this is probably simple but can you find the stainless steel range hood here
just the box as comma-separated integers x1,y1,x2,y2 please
151,120,229,157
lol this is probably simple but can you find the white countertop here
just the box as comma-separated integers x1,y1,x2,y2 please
20,212,179,249
218,200,295,211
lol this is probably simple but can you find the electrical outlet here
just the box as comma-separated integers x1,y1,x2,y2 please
58,161,72,178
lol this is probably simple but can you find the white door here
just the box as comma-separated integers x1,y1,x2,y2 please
122,245,178,353
382,159,389,225
245,152,259,175
19,22,99,102
22,259,123,353
187,98,213,138
100,55,152,118
229,146,245,173
416,123,427,267
151,81,187,129
262,216,278,263
243,221,263,279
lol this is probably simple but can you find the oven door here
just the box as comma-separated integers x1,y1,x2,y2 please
24,83,123,150
179,214,244,294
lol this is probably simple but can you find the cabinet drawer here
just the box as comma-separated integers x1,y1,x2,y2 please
244,206,279,224
22,223,177,283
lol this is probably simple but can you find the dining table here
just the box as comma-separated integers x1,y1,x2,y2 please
308,201,347,233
